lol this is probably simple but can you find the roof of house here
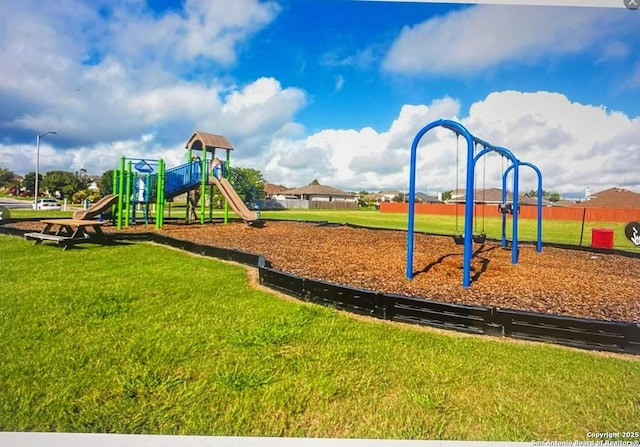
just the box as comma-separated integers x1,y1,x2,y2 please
571,187,640,208
451,188,512,203
264,183,288,195
284,183,356,197
185,132,234,152
415,192,441,203
552,199,577,207
379,189,402,196
450,188,547,206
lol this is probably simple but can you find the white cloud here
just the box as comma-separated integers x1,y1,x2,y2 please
261,91,640,197
1,1,638,200
0,0,301,166
215,78,307,154
262,97,461,191
0,134,161,176
383,5,633,75
4,88,639,197
461,91,640,194
101,0,280,67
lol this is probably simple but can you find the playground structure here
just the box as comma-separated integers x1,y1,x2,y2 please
112,132,262,229
406,119,543,288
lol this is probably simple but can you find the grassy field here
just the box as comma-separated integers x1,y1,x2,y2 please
0,234,639,439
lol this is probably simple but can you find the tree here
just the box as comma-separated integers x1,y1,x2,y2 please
441,190,452,201
22,172,41,195
101,169,114,195
527,189,560,202
392,193,407,203
357,190,376,208
309,179,320,186
233,166,266,198
75,168,91,191
0,167,16,189
41,170,82,199
207,166,267,209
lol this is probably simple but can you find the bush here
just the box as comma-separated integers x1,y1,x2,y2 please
71,190,89,204
88,191,102,202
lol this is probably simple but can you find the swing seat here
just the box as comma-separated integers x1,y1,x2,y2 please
473,233,487,244
498,203,512,214
453,235,465,245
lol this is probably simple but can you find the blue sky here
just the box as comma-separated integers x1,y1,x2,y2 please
0,0,639,197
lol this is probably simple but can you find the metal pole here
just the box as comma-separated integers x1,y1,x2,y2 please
224,150,230,224
200,154,207,224
579,207,586,246
34,131,57,212
501,166,510,248
511,159,520,264
34,134,40,212
117,157,126,230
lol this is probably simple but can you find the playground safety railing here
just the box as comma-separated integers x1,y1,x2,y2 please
227,167,262,212
162,160,202,199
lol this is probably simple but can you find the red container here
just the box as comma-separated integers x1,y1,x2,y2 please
591,228,614,249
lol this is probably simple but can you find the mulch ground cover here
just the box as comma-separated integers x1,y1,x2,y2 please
10,219,640,323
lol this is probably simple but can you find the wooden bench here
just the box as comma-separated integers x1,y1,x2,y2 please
25,219,108,250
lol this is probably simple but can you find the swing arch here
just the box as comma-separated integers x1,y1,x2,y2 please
406,119,529,288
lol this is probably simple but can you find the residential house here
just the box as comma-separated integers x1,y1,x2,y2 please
449,188,550,206
88,175,101,191
378,190,403,202
279,181,358,209
572,187,640,208
552,199,577,207
264,182,289,200
283,183,357,203
415,192,442,203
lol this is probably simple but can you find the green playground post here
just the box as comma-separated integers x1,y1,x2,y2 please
200,154,207,224
112,168,118,224
116,156,125,230
186,149,192,223
156,159,165,229
144,174,152,227
125,160,133,227
224,150,230,224
209,183,213,221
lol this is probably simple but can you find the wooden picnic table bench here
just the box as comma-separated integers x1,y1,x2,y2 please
24,219,108,250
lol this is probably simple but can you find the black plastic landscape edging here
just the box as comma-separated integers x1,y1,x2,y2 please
110,232,269,268
2,219,638,354
259,266,640,355
0,224,30,237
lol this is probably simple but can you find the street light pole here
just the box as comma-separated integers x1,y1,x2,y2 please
34,131,57,211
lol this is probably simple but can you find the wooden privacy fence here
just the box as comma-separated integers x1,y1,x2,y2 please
266,199,358,210
380,202,640,223
309,200,358,210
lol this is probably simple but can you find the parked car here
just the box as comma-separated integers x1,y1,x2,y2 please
32,198,61,210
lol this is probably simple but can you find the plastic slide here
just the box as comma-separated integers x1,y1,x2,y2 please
210,177,259,223
72,194,119,220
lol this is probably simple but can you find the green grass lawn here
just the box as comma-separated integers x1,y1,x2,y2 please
0,235,638,439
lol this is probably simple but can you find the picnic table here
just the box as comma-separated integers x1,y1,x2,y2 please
24,219,108,250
